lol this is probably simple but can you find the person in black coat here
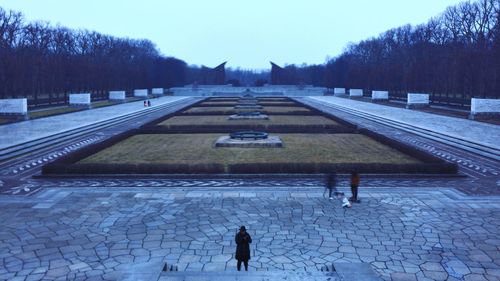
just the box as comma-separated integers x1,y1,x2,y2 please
235,225,252,271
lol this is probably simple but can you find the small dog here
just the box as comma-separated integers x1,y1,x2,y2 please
342,197,351,208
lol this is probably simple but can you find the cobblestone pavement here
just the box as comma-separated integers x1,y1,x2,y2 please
0,186,499,281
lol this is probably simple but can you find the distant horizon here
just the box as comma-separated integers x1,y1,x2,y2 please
0,0,464,70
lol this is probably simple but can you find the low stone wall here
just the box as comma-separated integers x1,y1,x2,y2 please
349,89,363,97
134,89,148,98
334,88,346,96
470,98,500,119
406,93,429,109
69,93,91,108
152,88,164,96
0,98,28,121
372,91,388,101
109,91,126,102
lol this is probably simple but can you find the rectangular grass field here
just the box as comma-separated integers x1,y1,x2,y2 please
79,133,421,166
157,115,338,127
183,106,311,114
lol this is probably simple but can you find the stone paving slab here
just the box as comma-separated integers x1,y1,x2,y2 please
0,186,499,281
0,96,189,150
309,96,500,149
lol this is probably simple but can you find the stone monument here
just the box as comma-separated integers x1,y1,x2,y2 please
469,98,500,119
69,93,91,108
109,91,126,103
228,111,269,120
407,93,429,109
0,98,28,121
215,131,283,148
134,89,148,99
371,91,389,102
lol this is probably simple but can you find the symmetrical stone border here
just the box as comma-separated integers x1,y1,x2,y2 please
40,96,457,175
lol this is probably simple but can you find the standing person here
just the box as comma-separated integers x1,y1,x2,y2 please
143,100,147,107
147,100,151,107
235,226,252,271
350,171,360,203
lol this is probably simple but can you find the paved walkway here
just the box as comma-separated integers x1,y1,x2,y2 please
309,97,500,149
0,96,189,150
0,186,498,281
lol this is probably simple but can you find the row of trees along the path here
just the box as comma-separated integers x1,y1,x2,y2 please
2,0,500,108
0,7,187,108
324,0,500,107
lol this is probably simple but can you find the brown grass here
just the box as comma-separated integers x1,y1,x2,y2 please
29,107,83,119
158,115,337,127
183,106,310,114
199,102,238,106
80,133,421,165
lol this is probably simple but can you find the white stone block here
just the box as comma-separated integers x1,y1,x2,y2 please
407,93,429,105
69,93,91,105
0,98,27,114
109,91,126,100
334,88,346,95
349,89,363,97
152,88,164,96
134,89,148,97
471,98,500,114
372,91,389,100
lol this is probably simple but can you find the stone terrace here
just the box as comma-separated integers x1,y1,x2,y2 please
0,186,499,281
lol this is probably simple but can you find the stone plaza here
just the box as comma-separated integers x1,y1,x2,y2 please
0,91,499,281
1,185,499,281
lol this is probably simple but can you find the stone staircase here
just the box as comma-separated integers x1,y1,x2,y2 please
113,261,380,281
157,262,380,281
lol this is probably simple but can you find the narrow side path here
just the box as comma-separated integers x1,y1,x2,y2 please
0,96,189,150
309,96,500,150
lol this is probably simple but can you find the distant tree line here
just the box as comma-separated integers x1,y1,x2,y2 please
225,68,270,87
2,0,499,107
265,0,499,106
324,0,500,105
0,7,187,105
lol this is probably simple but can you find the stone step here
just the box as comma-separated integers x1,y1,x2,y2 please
158,263,380,281
159,271,340,281
109,261,380,281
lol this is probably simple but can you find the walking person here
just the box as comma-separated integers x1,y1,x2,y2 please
325,173,342,200
235,226,252,271
349,171,360,203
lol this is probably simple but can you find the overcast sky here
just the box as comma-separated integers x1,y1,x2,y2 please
0,0,463,70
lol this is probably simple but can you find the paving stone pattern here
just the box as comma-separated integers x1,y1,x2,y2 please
0,187,499,281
